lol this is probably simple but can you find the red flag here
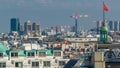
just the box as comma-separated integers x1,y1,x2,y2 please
103,3,109,11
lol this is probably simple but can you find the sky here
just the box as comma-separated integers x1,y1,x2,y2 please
0,0,120,33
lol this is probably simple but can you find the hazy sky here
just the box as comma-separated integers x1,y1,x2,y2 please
0,0,119,32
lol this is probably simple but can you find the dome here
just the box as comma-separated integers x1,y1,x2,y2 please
101,26,108,31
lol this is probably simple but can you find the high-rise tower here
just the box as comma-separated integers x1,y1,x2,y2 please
96,20,102,34
24,20,32,35
32,22,40,36
114,21,119,31
10,18,20,32
108,21,114,31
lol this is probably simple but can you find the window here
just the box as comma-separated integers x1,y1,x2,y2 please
32,62,39,68
27,52,35,57
11,52,18,57
75,39,77,40
89,39,91,41
85,39,87,40
0,53,3,57
15,62,23,68
59,61,65,66
54,52,61,56
39,52,46,57
84,44,89,46
79,39,82,40
0,62,6,68
43,61,50,67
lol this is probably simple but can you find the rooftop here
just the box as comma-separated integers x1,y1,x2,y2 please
0,42,8,52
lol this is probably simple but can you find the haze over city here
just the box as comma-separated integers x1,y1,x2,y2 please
0,0,119,32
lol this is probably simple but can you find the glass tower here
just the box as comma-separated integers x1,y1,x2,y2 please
10,18,20,32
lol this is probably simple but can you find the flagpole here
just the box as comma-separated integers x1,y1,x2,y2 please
103,1,105,24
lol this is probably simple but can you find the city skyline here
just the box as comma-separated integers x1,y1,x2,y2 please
0,0,120,33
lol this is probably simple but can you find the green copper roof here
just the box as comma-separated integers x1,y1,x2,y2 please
26,50,36,52
46,50,53,56
18,50,26,56
37,50,46,52
0,43,8,52
53,50,61,52
9,50,26,56
101,26,108,31
37,50,62,56
0,43,62,57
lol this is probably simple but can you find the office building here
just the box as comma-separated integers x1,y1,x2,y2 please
108,21,114,31
24,20,32,35
96,20,103,33
19,24,24,35
32,22,40,36
114,21,119,31
108,21,120,31
10,18,20,32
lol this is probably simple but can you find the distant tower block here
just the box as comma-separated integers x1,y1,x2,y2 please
100,21,108,44
10,18,20,32
24,20,32,35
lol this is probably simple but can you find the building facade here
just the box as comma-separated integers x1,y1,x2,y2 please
32,22,40,36
108,21,114,31
96,20,120,32
10,18,20,32
24,20,32,35
24,21,40,36
114,21,119,31
96,20,102,33
0,42,69,68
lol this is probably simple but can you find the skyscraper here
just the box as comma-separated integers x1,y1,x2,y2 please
32,22,40,35
10,18,20,32
108,21,120,31
32,22,40,31
24,20,32,35
96,20,102,33
108,21,114,31
114,21,119,31
19,24,24,35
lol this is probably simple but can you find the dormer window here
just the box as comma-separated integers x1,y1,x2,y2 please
27,52,35,57
39,52,46,57
0,53,3,57
54,52,61,57
11,52,18,57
